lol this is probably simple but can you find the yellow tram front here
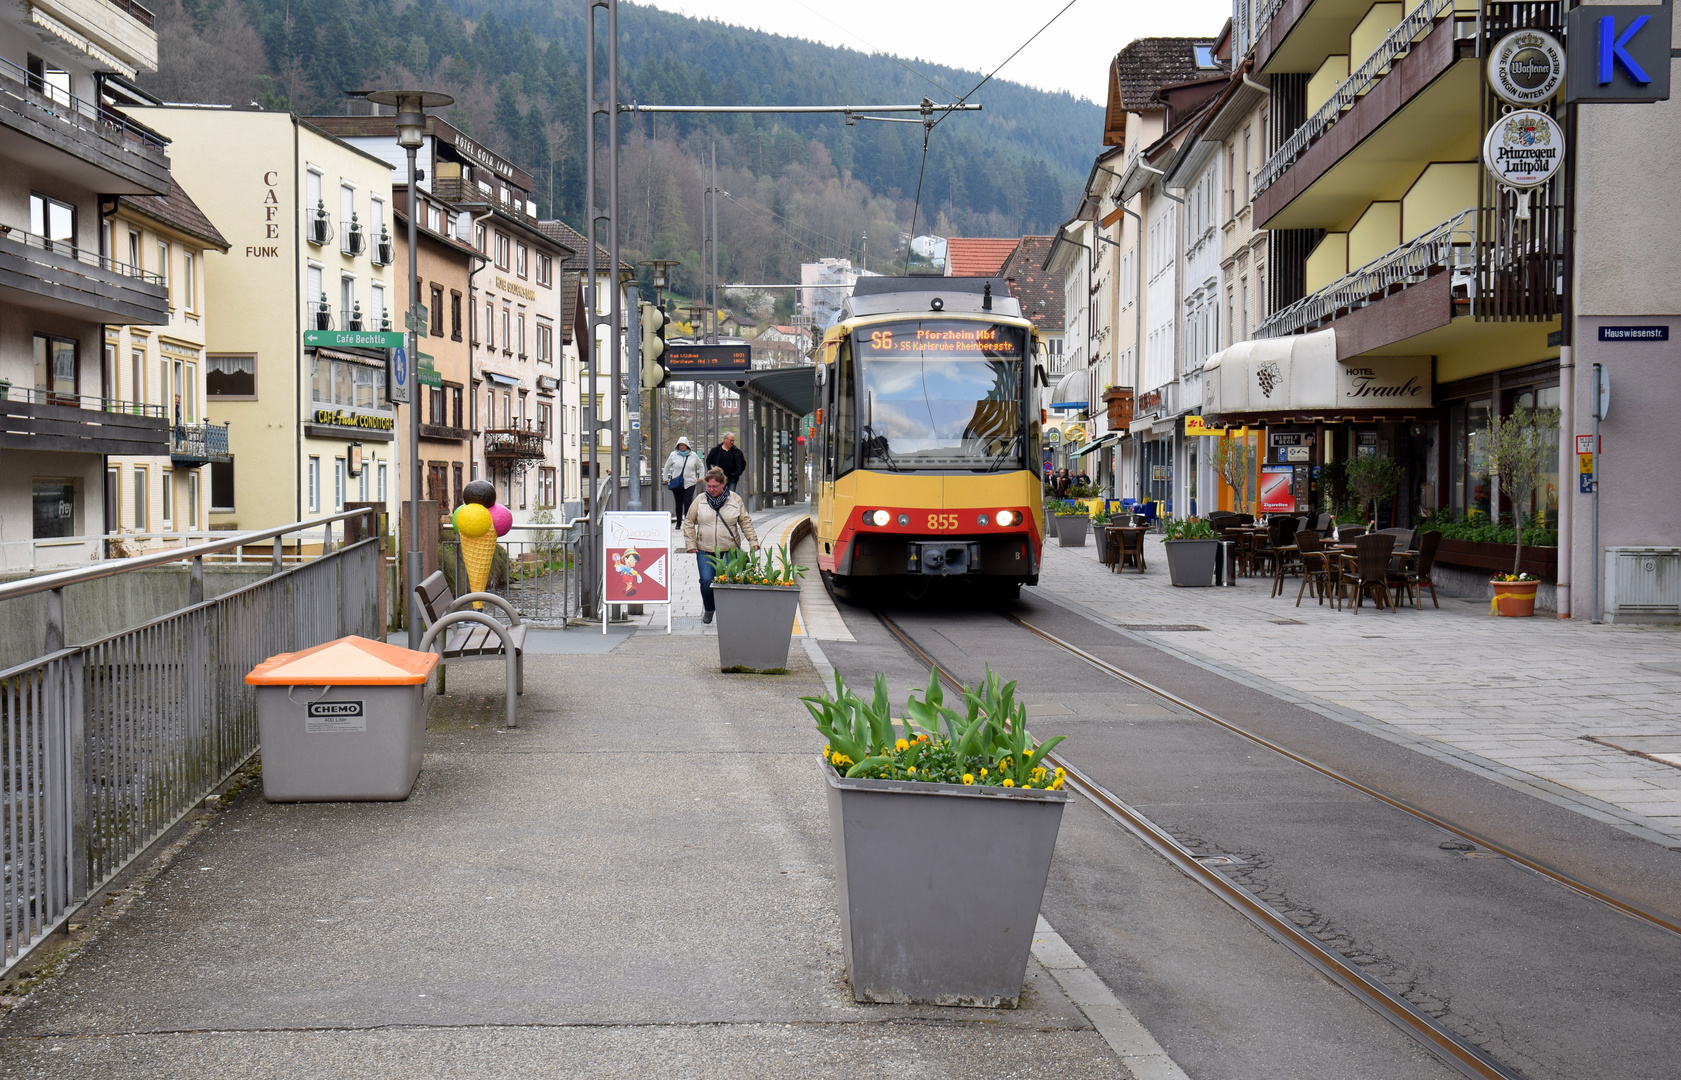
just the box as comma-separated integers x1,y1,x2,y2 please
813,278,1044,597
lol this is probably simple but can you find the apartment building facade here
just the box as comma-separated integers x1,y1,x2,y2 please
128,105,401,531
0,0,171,565
104,178,229,543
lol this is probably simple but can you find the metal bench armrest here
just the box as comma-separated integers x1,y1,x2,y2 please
446,592,524,625
420,609,519,655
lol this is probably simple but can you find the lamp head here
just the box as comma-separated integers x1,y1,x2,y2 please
362,89,455,151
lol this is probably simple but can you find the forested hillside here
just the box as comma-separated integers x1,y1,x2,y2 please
141,0,1103,312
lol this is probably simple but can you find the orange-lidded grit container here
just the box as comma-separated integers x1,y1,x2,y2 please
246,636,438,801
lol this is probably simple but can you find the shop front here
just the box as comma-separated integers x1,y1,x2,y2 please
1202,330,1439,526
303,346,398,514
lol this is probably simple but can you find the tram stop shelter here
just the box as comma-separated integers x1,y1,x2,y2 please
665,366,814,511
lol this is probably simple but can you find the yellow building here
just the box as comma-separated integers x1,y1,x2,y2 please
1213,0,1563,526
125,105,401,531
104,179,230,545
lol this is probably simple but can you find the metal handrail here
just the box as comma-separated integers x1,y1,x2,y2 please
0,507,377,603
1254,0,1289,38
0,383,165,416
0,52,166,153
1256,208,1475,339
0,224,166,284
1253,0,1456,199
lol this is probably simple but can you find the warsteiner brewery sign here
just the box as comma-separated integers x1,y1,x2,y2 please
1489,30,1565,105
1482,109,1565,188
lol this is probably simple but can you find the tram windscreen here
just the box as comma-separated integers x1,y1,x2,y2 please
852,319,1026,471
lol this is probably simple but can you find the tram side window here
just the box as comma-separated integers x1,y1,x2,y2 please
833,339,856,478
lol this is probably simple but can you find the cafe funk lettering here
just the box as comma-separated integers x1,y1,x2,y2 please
245,170,284,257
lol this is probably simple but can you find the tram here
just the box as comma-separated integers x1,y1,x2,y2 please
812,276,1045,599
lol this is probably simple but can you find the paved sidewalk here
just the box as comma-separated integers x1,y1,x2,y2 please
1035,534,1681,844
0,630,1123,1078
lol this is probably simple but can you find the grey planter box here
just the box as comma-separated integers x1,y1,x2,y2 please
712,582,800,671
1164,538,1219,586
823,762,1069,1007
1054,514,1088,547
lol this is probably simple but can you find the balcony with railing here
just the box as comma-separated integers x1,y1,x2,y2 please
0,53,168,194
483,425,546,461
0,384,169,455
170,421,231,467
0,224,168,323
1257,208,1475,345
1254,0,1477,227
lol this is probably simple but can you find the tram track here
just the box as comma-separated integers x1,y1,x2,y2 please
868,605,1533,1080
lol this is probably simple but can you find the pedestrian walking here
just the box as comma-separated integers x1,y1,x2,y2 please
706,431,747,495
684,466,759,625
664,436,703,522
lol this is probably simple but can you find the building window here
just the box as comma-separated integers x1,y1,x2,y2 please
538,403,552,440
536,319,553,363
474,223,486,251
208,354,256,398
427,204,443,233
450,384,464,428
494,232,510,269
334,458,346,511
516,314,526,357
187,471,199,526
341,276,357,328
158,241,169,295
211,458,234,512
34,481,74,540
340,184,356,254
451,291,462,340
484,302,495,349
182,251,196,311
428,385,446,425
538,467,556,507
34,335,77,399
377,462,388,503
133,468,148,531
501,308,511,352
309,355,388,409
371,283,387,331
537,254,552,287
30,192,75,252
161,471,174,527
430,285,444,336
307,457,320,513
517,243,528,278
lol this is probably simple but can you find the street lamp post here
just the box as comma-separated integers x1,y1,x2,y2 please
366,88,454,651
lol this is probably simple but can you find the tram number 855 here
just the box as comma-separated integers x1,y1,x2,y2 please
926,513,960,530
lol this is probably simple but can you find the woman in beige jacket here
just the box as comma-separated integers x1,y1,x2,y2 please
684,467,760,623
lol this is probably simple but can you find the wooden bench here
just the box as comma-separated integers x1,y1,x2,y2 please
415,570,526,728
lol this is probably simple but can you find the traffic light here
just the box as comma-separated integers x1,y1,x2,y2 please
639,301,667,388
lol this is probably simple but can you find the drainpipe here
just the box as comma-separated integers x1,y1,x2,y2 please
1555,99,1579,619
464,206,494,487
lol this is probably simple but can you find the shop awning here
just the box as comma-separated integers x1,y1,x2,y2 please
483,371,520,387
1201,329,1431,418
1071,433,1118,458
1049,369,1088,410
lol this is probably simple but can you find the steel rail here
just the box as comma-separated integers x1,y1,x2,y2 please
621,102,981,114
869,607,1521,1080
1003,611,1681,941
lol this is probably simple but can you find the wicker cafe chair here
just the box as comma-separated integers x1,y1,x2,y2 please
1391,529,1443,609
1118,526,1147,572
1341,533,1396,613
1295,531,1334,607
1271,523,1309,598
1335,524,1367,543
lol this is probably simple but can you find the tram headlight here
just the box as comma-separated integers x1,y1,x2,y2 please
995,510,1016,527
869,509,891,527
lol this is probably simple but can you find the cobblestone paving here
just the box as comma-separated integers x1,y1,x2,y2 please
1035,534,1681,844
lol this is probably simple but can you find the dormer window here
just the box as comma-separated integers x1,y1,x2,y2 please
1193,45,1218,68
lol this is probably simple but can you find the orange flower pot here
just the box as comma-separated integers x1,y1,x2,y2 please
1490,578,1538,617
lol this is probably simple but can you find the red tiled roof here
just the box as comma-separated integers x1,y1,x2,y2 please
946,237,1020,277
117,178,229,252
997,237,1062,331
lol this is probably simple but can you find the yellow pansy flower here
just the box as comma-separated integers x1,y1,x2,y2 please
895,738,909,752
962,774,975,785
1002,779,1015,788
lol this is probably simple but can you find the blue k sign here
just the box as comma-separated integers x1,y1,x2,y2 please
1568,4,1672,102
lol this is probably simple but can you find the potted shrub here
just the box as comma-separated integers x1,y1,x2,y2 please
1483,406,1560,617
709,543,805,672
1162,517,1219,586
807,667,1069,1007
1346,454,1399,529
1052,499,1088,547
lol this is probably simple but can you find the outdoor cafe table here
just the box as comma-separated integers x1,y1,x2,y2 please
1110,525,1148,573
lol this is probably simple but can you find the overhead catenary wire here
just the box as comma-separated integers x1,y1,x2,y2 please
931,0,1085,131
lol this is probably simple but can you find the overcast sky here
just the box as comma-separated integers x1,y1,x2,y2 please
637,0,1233,105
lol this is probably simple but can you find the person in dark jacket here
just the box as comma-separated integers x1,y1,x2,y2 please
706,432,747,494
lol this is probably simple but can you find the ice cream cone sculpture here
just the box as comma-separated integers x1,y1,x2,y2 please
452,480,510,610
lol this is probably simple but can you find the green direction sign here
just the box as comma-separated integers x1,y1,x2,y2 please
417,351,442,387
305,329,406,349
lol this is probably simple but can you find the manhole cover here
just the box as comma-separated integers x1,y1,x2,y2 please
1122,624,1210,632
